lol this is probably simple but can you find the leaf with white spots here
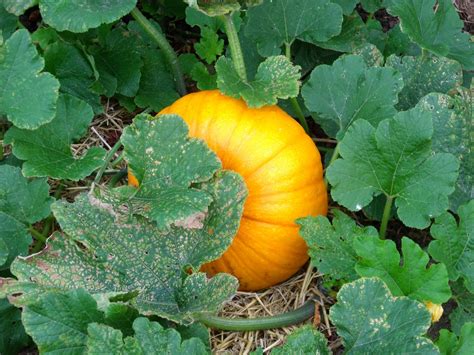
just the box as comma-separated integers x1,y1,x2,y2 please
122,114,224,230
297,210,378,281
355,236,451,303
6,165,246,322
184,0,262,17
271,325,330,354
330,277,438,354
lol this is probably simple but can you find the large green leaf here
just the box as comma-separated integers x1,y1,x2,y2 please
331,0,357,15
121,115,222,229
386,0,474,70
386,54,463,110
429,201,473,292
1,0,37,15
416,91,473,212
0,165,52,269
313,16,368,53
216,55,301,108
302,55,403,140
297,210,378,281
436,323,474,355
39,0,138,33
326,107,459,229
271,326,330,355
86,317,208,354
5,94,106,180
0,29,59,129
0,5,17,40
355,236,451,303
245,0,342,57
450,280,474,336
0,298,30,355
330,278,437,354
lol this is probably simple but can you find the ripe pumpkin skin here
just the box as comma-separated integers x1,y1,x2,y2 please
130,90,327,290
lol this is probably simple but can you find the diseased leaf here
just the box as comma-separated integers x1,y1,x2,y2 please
330,278,438,354
22,289,105,355
43,41,102,113
5,94,107,180
429,201,473,292
386,0,474,70
302,55,403,140
297,210,378,281
121,115,222,229
386,54,463,110
1,0,37,15
216,55,301,108
0,298,30,355
0,29,59,129
184,0,260,16
352,43,383,67
355,236,451,303
416,91,473,212
326,107,459,229
195,26,224,64
39,0,138,33
245,0,342,57
272,325,330,355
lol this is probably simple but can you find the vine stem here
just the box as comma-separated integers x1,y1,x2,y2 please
93,140,123,185
323,143,340,186
195,300,315,331
130,8,187,96
379,196,394,239
28,227,46,243
285,43,310,133
220,14,247,81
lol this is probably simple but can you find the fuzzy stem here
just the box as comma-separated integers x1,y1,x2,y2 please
196,300,315,331
94,141,122,185
130,8,187,96
379,196,394,239
221,14,247,81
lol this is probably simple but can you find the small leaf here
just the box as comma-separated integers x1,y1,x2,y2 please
386,54,463,110
436,329,460,355
39,0,138,33
326,107,459,229
122,114,222,229
216,55,301,108
386,0,474,70
5,94,107,180
417,91,473,212
429,201,473,292
0,298,30,355
302,54,403,140
191,62,218,90
355,236,451,303
104,303,139,337
1,0,37,15
22,289,105,355
195,26,224,64
330,277,438,354
245,0,343,57
436,323,474,355
272,325,330,355
297,210,378,281
0,29,59,129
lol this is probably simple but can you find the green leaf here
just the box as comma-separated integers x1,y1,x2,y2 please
195,26,224,64
121,115,222,229
272,325,330,355
5,94,107,180
331,0,357,15
0,165,52,269
185,6,241,32
416,91,473,212
39,0,137,33
352,43,384,67
0,29,60,129
0,5,17,40
386,54,463,110
191,63,218,90
457,323,474,354
245,0,342,57
297,209,378,281
7,167,245,321
0,298,30,355
437,329,460,355
330,277,437,354
355,236,451,303
43,41,102,113
386,0,474,70
302,55,403,140
326,107,459,229
1,0,37,15
361,0,385,13
429,201,473,292
450,280,474,336
184,0,260,16
216,55,301,108
436,323,474,355
22,289,105,355
104,303,139,337
90,27,143,98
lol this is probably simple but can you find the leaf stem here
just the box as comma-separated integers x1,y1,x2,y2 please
109,169,128,188
221,14,247,81
28,227,46,243
323,143,340,186
130,8,187,96
195,300,315,331
94,141,122,185
284,43,310,133
379,196,393,239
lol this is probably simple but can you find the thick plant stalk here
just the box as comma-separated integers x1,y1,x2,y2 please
379,196,394,239
221,14,248,81
195,300,315,331
130,8,187,96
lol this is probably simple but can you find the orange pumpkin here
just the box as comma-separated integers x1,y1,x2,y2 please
129,90,327,290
